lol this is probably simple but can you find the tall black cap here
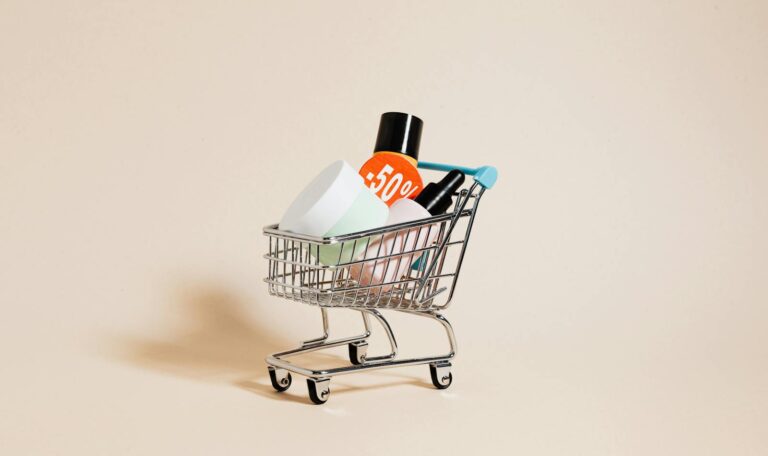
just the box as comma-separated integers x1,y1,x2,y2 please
373,112,423,161
414,170,466,215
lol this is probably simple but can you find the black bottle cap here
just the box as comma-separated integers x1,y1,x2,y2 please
373,112,423,161
414,170,466,215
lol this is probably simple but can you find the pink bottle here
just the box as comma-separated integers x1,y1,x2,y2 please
350,170,465,292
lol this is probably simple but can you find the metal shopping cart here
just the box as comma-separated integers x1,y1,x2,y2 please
263,161,497,404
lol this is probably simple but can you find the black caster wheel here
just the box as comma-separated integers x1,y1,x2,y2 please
429,363,453,390
307,378,331,405
268,367,292,392
348,341,368,365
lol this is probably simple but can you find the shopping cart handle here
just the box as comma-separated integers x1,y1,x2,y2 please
417,161,498,190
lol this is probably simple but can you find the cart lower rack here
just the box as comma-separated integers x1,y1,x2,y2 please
263,161,497,404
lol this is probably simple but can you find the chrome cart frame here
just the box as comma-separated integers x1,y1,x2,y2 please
263,161,497,404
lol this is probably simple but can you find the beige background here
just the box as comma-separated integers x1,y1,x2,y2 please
1,0,767,454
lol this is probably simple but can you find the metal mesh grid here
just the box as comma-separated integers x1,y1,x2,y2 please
263,185,482,311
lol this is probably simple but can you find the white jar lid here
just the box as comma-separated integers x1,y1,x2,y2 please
279,160,365,237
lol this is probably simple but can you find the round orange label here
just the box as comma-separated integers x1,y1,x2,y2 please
359,153,423,206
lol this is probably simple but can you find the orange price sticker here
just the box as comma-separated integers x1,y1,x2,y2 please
359,154,423,206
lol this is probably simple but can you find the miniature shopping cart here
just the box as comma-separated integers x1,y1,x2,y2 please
263,161,497,404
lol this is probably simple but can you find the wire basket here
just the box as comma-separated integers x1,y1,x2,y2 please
264,181,484,311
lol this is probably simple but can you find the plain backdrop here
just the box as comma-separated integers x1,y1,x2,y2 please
1,1,767,454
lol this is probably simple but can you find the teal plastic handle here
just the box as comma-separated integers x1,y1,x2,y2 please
417,161,498,189
410,161,497,271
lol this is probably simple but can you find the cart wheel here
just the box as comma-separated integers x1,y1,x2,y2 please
429,363,453,390
348,341,368,365
268,367,292,392
307,378,331,405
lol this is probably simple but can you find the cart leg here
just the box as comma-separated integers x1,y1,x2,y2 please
403,310,457,358
352,309,398,363
348,309,398,364
347,310,372,364
301,307,374,349
300,308,331,347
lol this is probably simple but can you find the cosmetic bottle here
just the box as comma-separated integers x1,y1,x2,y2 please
359,112,425,206
350,170,465,291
